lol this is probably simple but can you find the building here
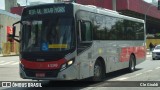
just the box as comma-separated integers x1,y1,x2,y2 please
0,9,20,55
5,0,17,12
30,1,46,6
11,6,24,16
76,0,160,34
76,0,160,48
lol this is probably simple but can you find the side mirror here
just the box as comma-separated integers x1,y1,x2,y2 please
8,26,16,39
8,20,21,42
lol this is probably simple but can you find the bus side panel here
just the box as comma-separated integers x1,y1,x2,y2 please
116,41,146,70
96,40,146,73
93,41,119,73
77,47,94,79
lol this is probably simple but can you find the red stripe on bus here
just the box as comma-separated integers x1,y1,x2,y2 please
120,46,146,62
21,58,66,69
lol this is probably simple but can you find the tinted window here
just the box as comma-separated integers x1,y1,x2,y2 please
93,15,106,40
155,46,160,49
22,17,74,52
93,15,144,40
81,21,92,41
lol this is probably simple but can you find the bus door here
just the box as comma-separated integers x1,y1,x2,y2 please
77,20,93,79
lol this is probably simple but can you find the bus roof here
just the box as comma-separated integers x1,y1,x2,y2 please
73,3,144,23
23,2,144,23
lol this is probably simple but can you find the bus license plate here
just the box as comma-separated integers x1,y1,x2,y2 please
36,73,45,77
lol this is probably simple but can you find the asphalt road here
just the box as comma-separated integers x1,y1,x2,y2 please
0,54,160,90
0,56,24,81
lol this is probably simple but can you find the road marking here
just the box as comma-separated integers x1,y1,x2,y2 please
155,67,160,70
11,62,19,65
0,61,15,65
135,73,143,76
144,70,153,73
129,73,143,78
146,55,151,57
116,77,128,81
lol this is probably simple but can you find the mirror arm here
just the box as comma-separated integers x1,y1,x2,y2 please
13,38,20,42
13,21,21,26
11,20,21,43
15,36,19,37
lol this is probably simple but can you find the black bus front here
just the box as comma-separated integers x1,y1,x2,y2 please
18,3,77,80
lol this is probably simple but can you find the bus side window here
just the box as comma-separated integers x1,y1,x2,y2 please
80,21,92,41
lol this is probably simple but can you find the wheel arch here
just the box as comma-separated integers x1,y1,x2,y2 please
95,57,106,74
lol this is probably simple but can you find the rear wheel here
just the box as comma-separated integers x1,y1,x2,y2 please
128,55,135,72
92,60,104,81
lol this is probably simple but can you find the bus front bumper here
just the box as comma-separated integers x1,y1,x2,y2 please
19,64,78,80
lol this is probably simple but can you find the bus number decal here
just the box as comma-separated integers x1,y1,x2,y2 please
48,64,58,68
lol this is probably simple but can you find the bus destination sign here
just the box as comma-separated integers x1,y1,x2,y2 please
28,6,65,15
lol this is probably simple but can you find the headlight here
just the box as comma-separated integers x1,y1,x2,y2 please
60,59,74,71
68,60,73,65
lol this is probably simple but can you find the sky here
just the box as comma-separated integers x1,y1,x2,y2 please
0,0,155,10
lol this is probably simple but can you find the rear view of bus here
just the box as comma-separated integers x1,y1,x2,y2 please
19,3,77,80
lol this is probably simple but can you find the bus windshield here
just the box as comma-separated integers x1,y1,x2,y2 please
22,17,74,52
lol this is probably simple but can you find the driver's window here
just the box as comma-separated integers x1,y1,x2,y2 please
80,21,92,41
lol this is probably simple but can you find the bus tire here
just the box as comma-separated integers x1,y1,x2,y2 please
92,60,104,81
128,55,135,72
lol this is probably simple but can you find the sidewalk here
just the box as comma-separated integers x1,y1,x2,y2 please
0,53,19,57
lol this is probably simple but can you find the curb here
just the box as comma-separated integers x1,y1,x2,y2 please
0,54,19,57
